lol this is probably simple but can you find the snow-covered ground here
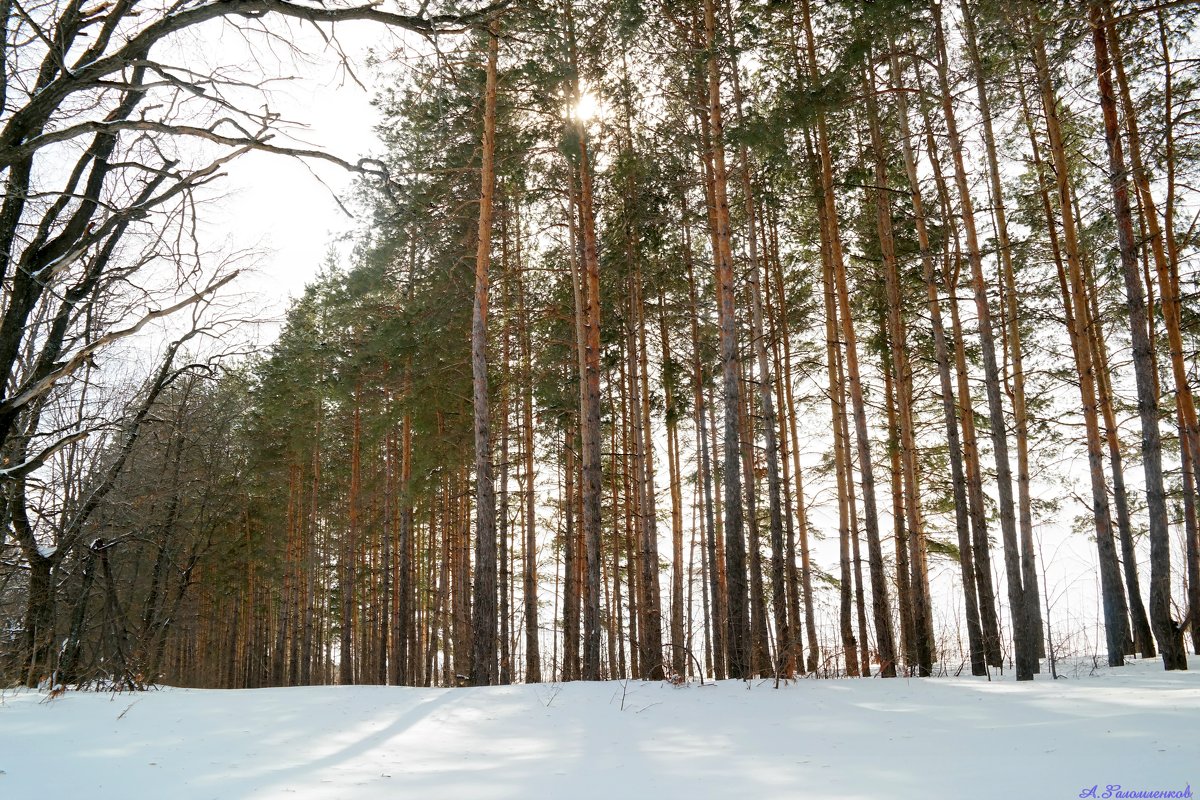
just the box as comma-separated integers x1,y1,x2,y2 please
2,658,1197,799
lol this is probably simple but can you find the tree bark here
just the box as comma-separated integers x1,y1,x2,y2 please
685,220,726,679
1091,1,1186,669
863,60,933,675
800,0,896,677
959,0,1045,660
703,0,750,679
772,220,819,675
1029,19,1128,667
729,43,789,680
888,47,985,676
469,21,500,686
659,300,687,678
932,0,1035,680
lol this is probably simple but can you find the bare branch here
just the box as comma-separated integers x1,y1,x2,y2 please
0,431,88,482
6,118,392,178
0,271,239,417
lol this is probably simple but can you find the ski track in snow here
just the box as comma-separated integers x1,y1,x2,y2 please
1,657,1196,799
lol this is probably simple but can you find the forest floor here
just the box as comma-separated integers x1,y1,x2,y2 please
1,656,1196,799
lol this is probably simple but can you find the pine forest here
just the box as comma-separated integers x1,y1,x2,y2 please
3,0,1200,703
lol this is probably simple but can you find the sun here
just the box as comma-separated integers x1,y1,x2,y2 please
569,89,601,123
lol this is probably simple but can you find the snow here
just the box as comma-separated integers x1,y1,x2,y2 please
1,658,1197,799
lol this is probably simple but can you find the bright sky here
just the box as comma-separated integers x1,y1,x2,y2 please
192,17,403,329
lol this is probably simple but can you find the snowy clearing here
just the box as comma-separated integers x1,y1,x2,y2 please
2,658,1197,799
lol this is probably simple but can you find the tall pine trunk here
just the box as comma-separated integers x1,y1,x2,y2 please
703,0,750,679
564,4,603,679
1091,1,1186,669
469,22,500,686
932,0,1035,680
888,47,985,676
959,0,1045,659
800,0,897,677
659,302,687,678
864,60,933,675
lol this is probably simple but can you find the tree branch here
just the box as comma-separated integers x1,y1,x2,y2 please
0,271,239,417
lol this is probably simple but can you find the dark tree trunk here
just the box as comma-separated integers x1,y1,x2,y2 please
703,0,750,679
1091,0,1186,669
469,22,500,687
932,0,1035,680
888,48,986,676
